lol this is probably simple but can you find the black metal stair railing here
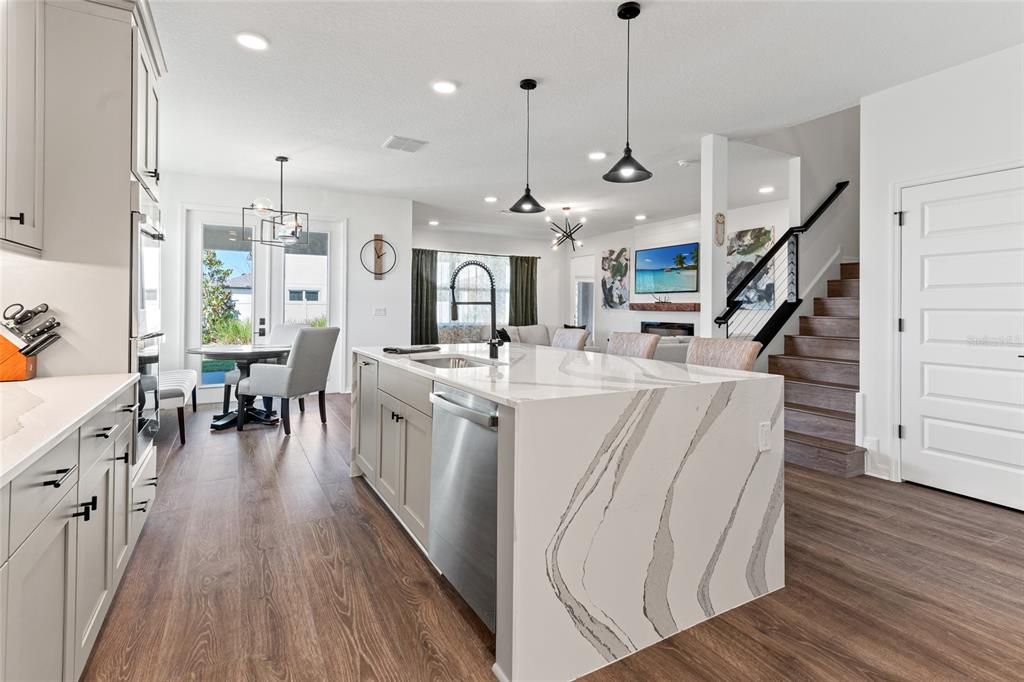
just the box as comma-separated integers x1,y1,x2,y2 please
715,181,849,353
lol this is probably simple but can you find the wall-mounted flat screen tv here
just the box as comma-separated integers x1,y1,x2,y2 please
634,242,699,294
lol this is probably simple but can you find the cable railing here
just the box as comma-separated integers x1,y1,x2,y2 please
715,181,849,352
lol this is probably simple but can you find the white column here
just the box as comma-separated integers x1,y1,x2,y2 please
699,134,729,337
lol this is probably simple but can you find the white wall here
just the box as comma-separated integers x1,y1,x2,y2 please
160,172,412,393
562,200,789,348
411,228,568,325
859,44,1024,479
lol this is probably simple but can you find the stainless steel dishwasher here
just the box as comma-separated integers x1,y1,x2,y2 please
428,383,500,632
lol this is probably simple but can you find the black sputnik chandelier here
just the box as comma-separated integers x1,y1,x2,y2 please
546,207,585,252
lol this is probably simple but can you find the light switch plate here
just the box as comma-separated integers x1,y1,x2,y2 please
373,306,387,317
758,421,772,452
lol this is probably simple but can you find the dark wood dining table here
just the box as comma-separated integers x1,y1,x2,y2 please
187,344,291,430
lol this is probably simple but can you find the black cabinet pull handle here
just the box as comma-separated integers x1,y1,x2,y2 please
146,476,158,487
133,500,148,513
72,504,91,522
395,414,404,422
115,450,129,462
7,212,25,225
86,495,98,511
43,466,78,489
120,403,139,413
96,426,114,439
144,169,160,182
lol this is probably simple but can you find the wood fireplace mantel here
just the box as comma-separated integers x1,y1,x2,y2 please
628,302,701,312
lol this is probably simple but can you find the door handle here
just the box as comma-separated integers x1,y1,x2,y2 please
72,499,94,522
44,466,78,489
7,212,25,225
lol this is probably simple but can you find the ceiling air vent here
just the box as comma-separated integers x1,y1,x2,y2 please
382,135,428,153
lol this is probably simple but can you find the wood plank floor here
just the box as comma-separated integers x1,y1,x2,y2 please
83,395,1024,681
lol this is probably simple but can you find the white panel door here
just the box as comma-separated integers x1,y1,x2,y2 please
900,167,1024,509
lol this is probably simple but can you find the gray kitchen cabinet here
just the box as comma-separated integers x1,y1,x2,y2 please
129,446,158,551
0,560,7,682
354,356,380,486
131,19,160,199
374,387,432,549
112,428,133,582
397,405,432,548
1,0,44,251
0,484,9,563
5,485,79,682
377,390,403,510
74,452,116,679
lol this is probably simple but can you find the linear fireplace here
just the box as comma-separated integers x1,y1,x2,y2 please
641,321,695,337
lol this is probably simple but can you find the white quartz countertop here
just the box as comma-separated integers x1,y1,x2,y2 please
0,373,138,487
354,343,773,407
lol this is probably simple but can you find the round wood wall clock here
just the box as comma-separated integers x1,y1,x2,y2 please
359,234,397,280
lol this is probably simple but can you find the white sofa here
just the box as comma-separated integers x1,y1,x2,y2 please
503,324,690,363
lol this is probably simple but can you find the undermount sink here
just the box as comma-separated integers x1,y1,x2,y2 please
412,356,493,369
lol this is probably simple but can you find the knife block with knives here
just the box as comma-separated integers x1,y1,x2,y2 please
0,335,37,382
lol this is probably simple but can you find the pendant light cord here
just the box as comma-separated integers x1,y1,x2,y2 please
625,19,631,146
279,158,284,219
526,88,531,187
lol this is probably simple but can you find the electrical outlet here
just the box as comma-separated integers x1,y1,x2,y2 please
758,421,772,452
373,306,387,317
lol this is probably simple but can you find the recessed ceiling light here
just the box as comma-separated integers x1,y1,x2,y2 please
484,196,498,203
588,151,607,161
635,214,647,221
676,160,690,167
236,32,269,51
432,81,458,95
428,220,439,226
759,186,775,194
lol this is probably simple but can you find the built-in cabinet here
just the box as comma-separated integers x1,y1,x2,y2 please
354,357,381,485
0,382,154,682
0,0,164,255
1,0,44,251
353,353,433,550
131,19,160,200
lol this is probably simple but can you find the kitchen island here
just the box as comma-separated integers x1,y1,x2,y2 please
350,343,784,682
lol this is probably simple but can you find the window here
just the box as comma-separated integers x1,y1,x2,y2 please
200,224,253,384
436,252,510,335
283,232,329,326
574,280,594,329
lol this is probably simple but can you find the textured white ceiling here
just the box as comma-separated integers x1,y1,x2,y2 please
152,1,1023,237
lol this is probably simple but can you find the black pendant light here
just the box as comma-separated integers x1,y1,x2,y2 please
509,79,545,213
604,2,652,183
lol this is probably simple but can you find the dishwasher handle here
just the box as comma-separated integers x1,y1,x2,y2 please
429,392,498,429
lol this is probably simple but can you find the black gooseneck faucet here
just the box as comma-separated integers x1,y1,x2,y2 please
449,260,504,359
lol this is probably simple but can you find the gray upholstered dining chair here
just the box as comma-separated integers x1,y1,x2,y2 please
236,326,340,434
607,331,660,359
222,323,305,413
551,327,589,351
686,337,762,371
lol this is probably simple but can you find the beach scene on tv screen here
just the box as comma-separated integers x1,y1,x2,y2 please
635,242,699,293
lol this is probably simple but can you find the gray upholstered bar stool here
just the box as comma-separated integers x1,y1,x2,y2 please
237,327,340,435
551,328,589,351
685,337,762,371
606,331,660,359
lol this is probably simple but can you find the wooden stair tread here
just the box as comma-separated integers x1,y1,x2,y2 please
785,430,865,454
784,377,858,392
785,402,855,422
773,354,858,365
802,315,858,320
788,334,859,341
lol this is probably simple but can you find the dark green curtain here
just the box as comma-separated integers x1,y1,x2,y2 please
509,255,539,327
411,248,439,344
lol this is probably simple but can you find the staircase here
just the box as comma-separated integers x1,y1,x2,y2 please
768,261,864,477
